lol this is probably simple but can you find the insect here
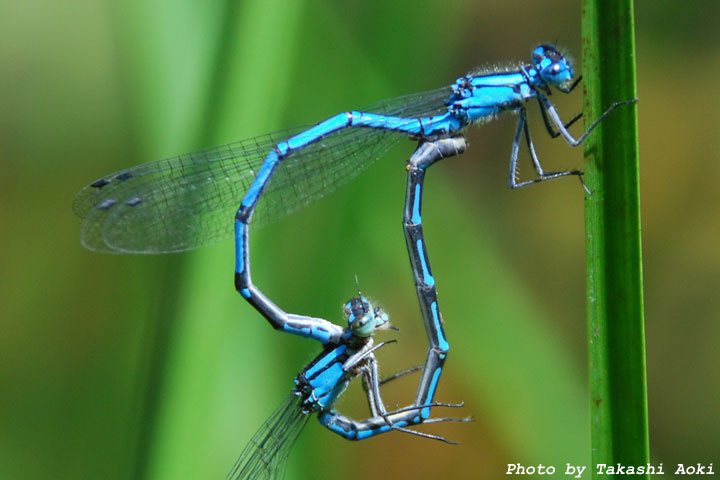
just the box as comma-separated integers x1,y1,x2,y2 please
74,41,631,379
73,44,632,255
73,44,633,476
225,294,466,480
225,139,471,480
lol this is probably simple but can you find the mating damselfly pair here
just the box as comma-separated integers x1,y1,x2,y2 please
74,45,634,479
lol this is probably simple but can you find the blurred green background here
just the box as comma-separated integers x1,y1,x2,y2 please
2,0,718,478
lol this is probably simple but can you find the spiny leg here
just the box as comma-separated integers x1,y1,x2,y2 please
536,73,583,137
359,356,470,443
536,97,583,139
508,109,588,192
360,364,421,406
536,94,637,147
379,365,423,386
346,340,397,418
319,401,471,444
356,351,469,444
321,344,469,444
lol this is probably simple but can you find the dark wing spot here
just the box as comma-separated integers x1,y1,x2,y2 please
91,178,110,188
114,172,133,181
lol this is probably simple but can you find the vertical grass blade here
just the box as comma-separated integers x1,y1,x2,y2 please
581,0,649,476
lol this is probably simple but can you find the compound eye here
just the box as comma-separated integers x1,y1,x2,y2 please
344,297,366,317
532,45,547,64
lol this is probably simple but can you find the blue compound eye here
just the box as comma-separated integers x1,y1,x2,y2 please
532,44,574,87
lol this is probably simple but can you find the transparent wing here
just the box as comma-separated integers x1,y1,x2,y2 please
225,393,309,480
73,86,452,253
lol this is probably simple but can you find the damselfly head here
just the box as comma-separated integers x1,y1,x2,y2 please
532,44,574,89
344,295,390,337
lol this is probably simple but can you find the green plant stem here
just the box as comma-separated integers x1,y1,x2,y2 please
582,0,649,477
